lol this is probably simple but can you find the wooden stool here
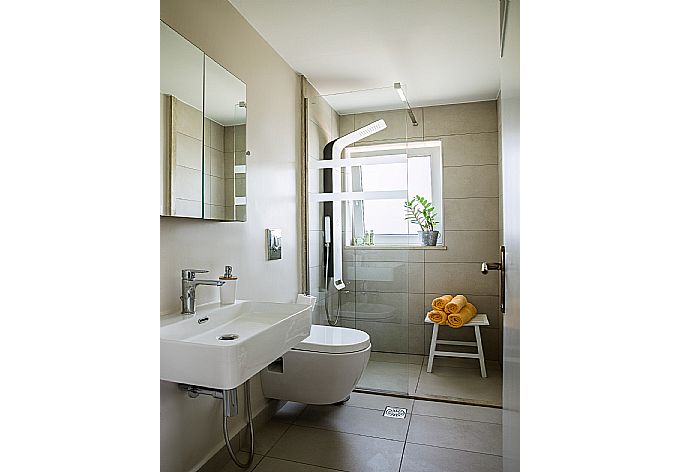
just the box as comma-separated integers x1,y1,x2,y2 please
424,314,489,378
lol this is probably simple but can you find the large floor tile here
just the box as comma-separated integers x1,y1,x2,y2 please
407,415,502,456
412,400,502,424
240,420,290,455
400,443,501,472
357,360,421,394
416,363,502,406
271,401,307,424
254,457,342,472
215,452,263,472
268,425,404,472
345,392,414,411
294,403,410,441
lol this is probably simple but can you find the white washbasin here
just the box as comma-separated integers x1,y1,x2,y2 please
160,297,314,390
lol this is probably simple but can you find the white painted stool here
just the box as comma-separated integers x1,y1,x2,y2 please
425,313,489,378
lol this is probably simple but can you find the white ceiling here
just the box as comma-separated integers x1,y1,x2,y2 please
229,0,500,114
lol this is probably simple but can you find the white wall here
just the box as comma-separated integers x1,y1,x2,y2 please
160,0,301,470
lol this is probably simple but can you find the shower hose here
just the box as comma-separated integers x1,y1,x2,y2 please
323,242,341,326
222,380,254,468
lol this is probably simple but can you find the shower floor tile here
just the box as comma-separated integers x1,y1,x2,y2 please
356,352,502,406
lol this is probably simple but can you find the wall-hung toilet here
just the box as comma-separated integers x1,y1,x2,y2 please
260,324,370,405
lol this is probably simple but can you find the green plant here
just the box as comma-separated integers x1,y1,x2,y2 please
404,195,439,232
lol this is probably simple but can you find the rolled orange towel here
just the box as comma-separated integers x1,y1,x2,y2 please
427,309,447,325
447,303,478,328
443,295,468,314
432,295,453,311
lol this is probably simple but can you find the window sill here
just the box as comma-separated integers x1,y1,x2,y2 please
344,245,447,250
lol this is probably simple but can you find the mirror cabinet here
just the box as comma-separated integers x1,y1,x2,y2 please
160,21,247,221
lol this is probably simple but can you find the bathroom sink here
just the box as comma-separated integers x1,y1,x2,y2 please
160,297,314,390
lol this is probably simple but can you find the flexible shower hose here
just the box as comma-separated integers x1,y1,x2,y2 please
323,242,341,326
222,380,254,468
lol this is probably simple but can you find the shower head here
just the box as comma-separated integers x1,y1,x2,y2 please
337,119,387,148
323,119,387,163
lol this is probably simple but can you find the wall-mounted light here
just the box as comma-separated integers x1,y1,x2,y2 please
393,82,418,127
394,82,407,102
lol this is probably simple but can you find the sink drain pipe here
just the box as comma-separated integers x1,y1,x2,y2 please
178,380,255,468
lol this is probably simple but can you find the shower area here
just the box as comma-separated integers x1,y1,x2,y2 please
301,79,503,406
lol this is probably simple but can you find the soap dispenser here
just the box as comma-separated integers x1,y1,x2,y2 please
219,265,238,305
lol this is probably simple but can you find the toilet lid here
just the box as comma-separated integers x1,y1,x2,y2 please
294,325,370,354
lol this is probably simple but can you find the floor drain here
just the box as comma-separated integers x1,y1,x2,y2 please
217,334,239,341
383,406,407,419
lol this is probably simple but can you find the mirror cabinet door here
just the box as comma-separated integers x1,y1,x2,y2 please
160,22,204,218
203,56,247,221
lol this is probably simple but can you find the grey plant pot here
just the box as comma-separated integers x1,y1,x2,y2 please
418,230,439,246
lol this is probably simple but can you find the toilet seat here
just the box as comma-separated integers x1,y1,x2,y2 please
293,325,370,354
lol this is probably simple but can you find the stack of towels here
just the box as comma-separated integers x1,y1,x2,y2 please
427,295,478,328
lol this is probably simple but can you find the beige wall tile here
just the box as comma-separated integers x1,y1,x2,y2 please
209,120,224,151
173,197,201,218
203,145,211,175
209,175,224,205
234,176,246,197
234,124,246,151
423,101,497,137
443,165,499,198
173,165,201,201
355,249,410,262
224,177,235,207
358,320,425,355
235,149,246,165
425,231,500,263
224,153,235,174
308,95,334,133
424,262,498,295
174,132,202,170
408,250,424,262
440,132,498,166
209,148,224,178
408,262,424,293
209,204,225,220
234,204,246,221
354,108,423,143
444,198,499,230
203,117,211,146
224,125,235,152
408,293,426,324
339,114,354,135
353,261,413,293
224,205,235,221
174,99,203,140
356,291,409,324
308,120,330,160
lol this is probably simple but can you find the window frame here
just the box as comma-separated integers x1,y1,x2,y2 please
344,140,443,246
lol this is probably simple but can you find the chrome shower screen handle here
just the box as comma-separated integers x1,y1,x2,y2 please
481,246,506,313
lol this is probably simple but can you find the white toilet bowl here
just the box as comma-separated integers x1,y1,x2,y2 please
260,324,371,404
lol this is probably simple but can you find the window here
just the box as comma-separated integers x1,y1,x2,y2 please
345,140,443,246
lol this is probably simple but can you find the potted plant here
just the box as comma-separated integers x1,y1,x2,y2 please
404,195,440,246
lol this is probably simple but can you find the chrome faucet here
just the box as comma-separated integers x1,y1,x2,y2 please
180,269,225,315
